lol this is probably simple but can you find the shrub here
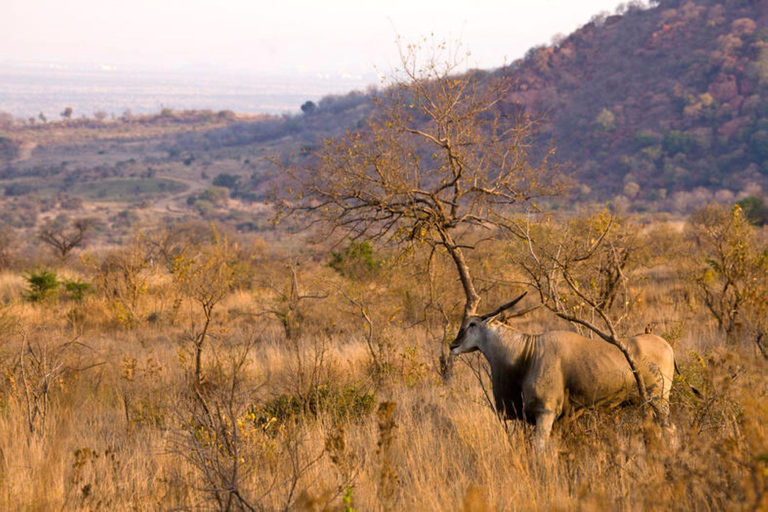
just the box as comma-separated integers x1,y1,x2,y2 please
212,173,241,190
329,240,381,279
634,130,664,149
736,195,768,225
687,203,768,344
664,130,697,155
4,182,35,197
23,268,60,302
750,130,768,161
259,384,376,424
198,187,229,206
62,279,91,302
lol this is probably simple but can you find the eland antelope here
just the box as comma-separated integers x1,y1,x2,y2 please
450,293,676,450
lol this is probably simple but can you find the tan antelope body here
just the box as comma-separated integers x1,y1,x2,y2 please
450,299,675,449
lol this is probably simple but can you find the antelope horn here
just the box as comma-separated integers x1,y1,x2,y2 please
503,303,543,319
479,292,528,321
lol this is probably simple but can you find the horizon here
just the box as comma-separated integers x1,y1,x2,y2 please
1,0,642,119
0,65,372,119
2,1,635,75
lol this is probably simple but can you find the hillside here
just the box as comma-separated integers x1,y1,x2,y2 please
0,101,374,246
155,0,768,208
501,0,768,203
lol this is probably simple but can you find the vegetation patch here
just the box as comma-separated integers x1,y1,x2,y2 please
23,268,60,302
68,178,187,201
329,239,381,279
259,384,377,424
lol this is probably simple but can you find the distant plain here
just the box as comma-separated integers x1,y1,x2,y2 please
0,65,376,119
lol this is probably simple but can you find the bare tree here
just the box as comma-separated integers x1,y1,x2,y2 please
88,236,150,326
175,342,324,511
687,204,766,344
263,262,330,404
0,227,17,269
338,286,380,371
16,327,103,436
178,346,262,511
265,262,328,342
279,42,564,323
38,217,94,260
685,203,768,358
173,227,247,388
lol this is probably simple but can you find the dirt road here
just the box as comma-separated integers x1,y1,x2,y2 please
152,177,207,212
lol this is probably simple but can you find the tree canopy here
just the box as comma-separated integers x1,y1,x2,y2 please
282,43,566,317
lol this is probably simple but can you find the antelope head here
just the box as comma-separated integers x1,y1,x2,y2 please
450,292,528,355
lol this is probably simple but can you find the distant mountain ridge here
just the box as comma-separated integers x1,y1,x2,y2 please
496,0,768,200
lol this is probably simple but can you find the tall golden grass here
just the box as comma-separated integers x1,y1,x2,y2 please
0,230,765,511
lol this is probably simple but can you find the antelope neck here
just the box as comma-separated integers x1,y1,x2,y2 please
480,323,535,372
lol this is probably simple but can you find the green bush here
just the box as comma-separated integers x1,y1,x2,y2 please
750,130,768,161
633,130,663,150
259,384,376,424
737,195,768,225
329,239,381,279
212,173,240,190
663,130,697,156
63,279,91,301
23,268,60,302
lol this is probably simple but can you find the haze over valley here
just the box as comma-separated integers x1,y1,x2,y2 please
0,63,376,119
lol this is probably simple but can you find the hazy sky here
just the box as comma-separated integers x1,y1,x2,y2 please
2,0,631,78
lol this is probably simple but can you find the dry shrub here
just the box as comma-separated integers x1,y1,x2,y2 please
0,271,26,304
84,237,151,327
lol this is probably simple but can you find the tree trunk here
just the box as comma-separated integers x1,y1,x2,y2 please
440,230,481,382
756,331,768,360
195,307,213,389
440,231,480,320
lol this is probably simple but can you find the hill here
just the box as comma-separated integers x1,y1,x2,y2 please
156,0,768,209
501,0,768,204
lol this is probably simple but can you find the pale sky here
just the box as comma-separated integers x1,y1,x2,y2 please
1,0,633,78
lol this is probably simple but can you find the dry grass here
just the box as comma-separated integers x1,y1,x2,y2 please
0,236,765,512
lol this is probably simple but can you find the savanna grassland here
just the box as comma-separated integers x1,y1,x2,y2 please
0,203,765,511
0,21,767,509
